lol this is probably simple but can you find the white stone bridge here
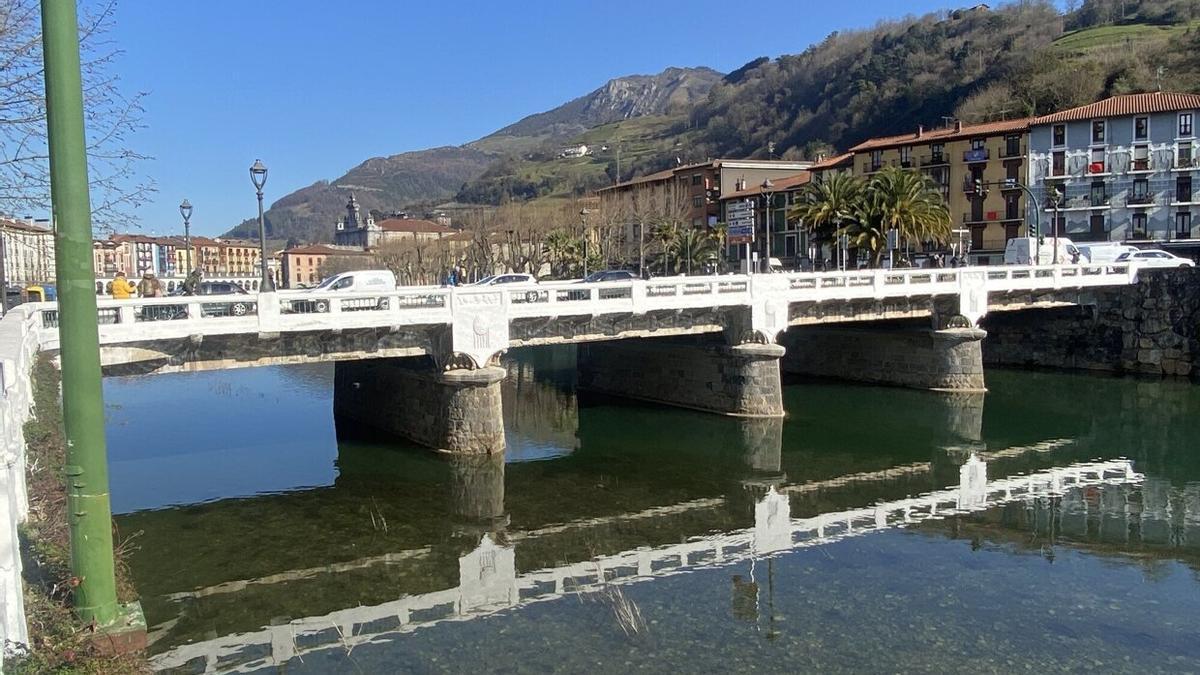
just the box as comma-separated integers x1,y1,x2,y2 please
148,457,1141,674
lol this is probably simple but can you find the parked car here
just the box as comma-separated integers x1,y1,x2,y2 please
470,273,537,286
1077,243,1139,264
1114,249,1196,268
285,270,397,314
155,281,255,320
578,270,637,283
1004,237,1080,265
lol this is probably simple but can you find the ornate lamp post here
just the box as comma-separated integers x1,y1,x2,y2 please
579,208,592,278
179,198,192,275
761,178,775,272
249,159,274,290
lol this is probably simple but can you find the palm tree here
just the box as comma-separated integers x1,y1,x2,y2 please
788,172,866,246
543,229,576,278
854,167,951,266
651,219,681,275
676,227,718,275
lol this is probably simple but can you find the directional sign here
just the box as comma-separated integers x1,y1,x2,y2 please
727,199,755,245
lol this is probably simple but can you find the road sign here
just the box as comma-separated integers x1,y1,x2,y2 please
727,199,755,245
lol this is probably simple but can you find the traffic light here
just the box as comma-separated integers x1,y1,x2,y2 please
974,179,988,197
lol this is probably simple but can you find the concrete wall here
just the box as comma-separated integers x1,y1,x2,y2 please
577,339,785,417
334,358,506,454
0,309,39,656
780,326,987,391
982,268,1198,379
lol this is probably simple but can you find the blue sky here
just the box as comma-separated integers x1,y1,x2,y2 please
107,1,1024,237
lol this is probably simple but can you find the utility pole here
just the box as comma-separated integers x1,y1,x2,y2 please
41,0,120,626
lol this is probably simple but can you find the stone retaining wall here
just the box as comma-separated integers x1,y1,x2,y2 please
982,268,1198,380
577,339,785,417
334,358,506,454
780,327,987,391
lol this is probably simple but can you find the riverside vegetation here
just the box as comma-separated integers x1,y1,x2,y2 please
8,356,144,674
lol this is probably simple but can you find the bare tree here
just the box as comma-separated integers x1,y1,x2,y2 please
0,0,153,228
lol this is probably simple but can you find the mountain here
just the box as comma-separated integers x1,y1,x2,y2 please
468,67,722,156
223,146,492,244
222,67,723,243
228,0,1200,243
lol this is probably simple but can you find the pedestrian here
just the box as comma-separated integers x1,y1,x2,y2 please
138,271,164,298
111,271,136,299
182,268,201,295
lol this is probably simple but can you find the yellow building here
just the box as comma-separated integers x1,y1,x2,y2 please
846,118,1033,264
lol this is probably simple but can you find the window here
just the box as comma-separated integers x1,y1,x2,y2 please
1181,113,1193,137
1132,178,1149,202
1091,120,1106,144
1004,134,1021,157
1178,211,1193,238
930,143,945,162
1179,143,1193,168
1005,161,1020,182
1178,176,1193,203
870,150,883,170
1090,181,1107,206
1135,116,1149,141
970,138,985,151
691,174,702,186
1005,193,1021,220
1132,213,1148,238
1052,124,1066,146
899,146,911,166
1052,151,1066,176
692,196,703,208
1133,145,1150,171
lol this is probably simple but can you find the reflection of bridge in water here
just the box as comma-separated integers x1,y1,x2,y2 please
152,457,1139,673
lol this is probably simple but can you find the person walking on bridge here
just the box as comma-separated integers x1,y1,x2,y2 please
138,271,164,298
111,270,136,299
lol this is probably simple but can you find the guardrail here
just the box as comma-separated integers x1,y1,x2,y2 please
24,264,1140,354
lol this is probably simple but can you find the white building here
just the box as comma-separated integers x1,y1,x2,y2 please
0,217,55,287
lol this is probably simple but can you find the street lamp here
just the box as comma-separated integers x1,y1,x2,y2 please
761,179,775,273
579,208,592,278
179,198,192,276
249,159,274,291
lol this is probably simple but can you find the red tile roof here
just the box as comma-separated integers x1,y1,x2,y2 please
723,172,811,199
376,218,455,234
282,244,370,256
0,217,51,233
807,152,855,171
1034,91,1200,124
849,118,1033,152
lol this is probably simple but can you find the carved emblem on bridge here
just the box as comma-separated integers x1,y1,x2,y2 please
452,290,509,369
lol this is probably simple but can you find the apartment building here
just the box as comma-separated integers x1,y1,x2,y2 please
718,172,812,266
280,244,371,288
847,118,1034,264
1027,91,1200,258
0,217,55,285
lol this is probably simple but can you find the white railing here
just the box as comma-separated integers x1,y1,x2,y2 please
149,458,1140,673
27,264,1141,363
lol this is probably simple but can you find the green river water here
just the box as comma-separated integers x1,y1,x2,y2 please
103,346,1200,673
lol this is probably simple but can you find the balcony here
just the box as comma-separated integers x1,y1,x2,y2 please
1131,158,1152,172
999,144,1025,159
1175,157,1199,170
1126,193,1155,206
1086,161,1107,175
919,154,948,167
961,211,1000,224
962,148,990,163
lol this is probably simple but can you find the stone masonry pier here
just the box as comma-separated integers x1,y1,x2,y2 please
780,326,987,392
334,358,505,454
577,338,786,417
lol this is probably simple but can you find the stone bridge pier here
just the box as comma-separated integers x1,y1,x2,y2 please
334,357,506,455
577,337,786,417
779,325,988,392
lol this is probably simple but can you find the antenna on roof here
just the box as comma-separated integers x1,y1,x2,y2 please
941,116,955,129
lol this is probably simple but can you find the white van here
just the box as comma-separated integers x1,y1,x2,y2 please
310,269,396,292
1004,237,1079,265
1077,242,1139,264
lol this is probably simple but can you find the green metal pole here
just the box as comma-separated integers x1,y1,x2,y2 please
40,0,119,626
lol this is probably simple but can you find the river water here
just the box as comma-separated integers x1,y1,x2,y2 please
104,347,1200,673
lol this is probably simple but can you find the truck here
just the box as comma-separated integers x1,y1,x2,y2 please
1003,237,1080,265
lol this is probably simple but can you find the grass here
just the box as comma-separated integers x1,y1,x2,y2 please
1052,21,1200,54
6,355,146,674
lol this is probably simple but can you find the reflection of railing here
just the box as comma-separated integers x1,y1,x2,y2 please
150,458,1139,673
